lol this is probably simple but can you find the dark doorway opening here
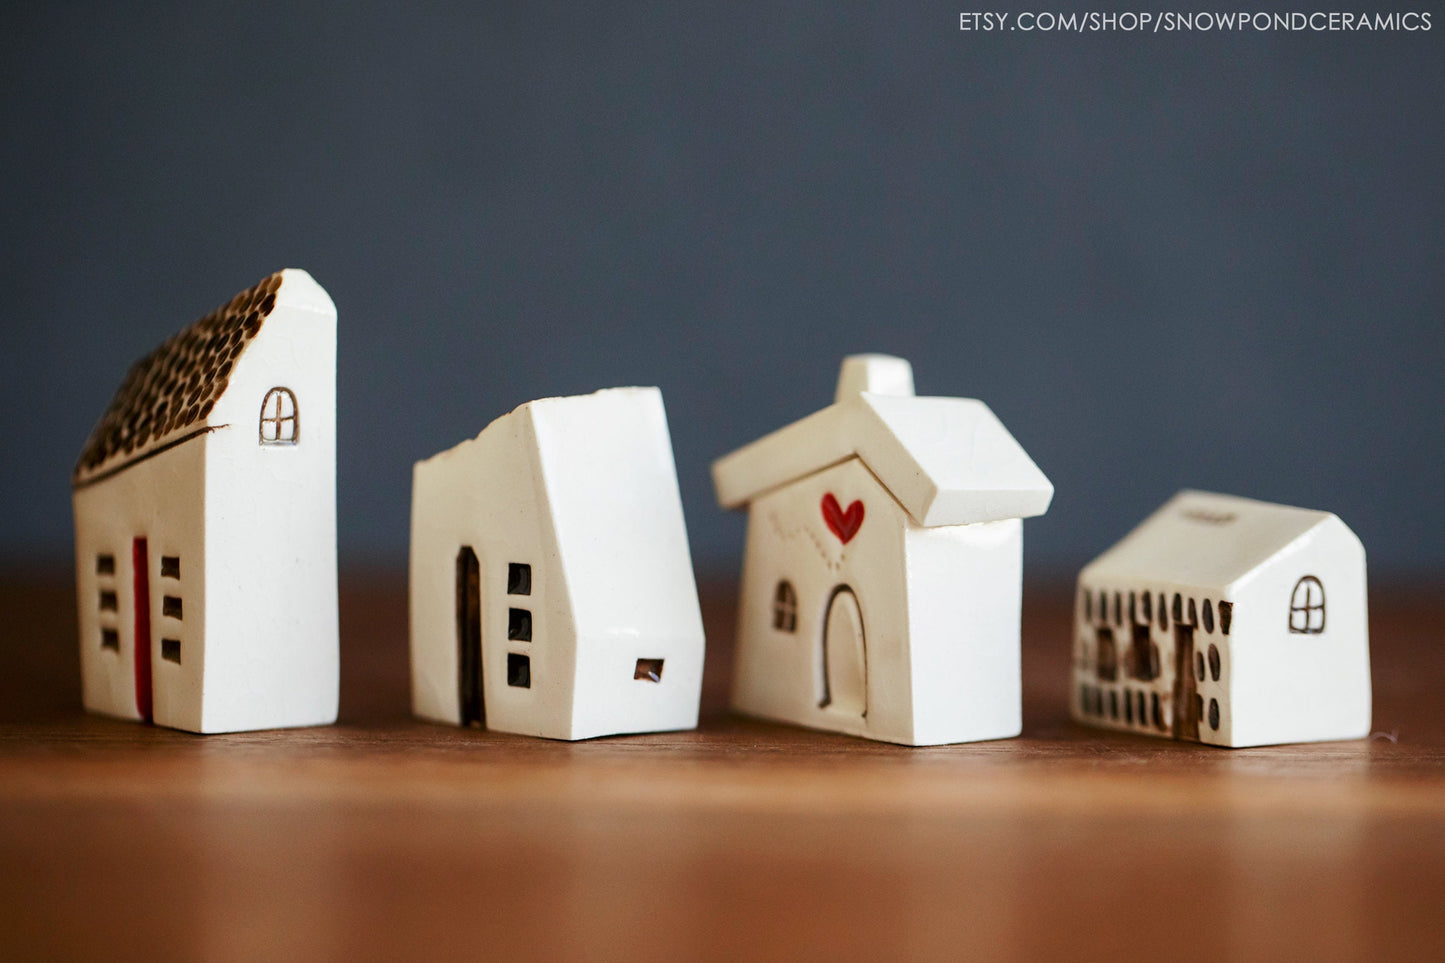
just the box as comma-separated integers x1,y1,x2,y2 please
1172,624,1199,741
457,547,483,726
1131,623,1158,681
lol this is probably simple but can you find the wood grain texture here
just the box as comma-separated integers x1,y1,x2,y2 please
2,572,1443,961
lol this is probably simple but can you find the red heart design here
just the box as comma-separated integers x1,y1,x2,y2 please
821,493,865,544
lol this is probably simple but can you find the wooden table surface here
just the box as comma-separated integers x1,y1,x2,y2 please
2,571,1442,961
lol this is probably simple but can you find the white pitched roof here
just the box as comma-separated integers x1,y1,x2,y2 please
1082,490,1343,590
712,355,1053,527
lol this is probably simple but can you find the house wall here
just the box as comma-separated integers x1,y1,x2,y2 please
196,276,338,732
409,411,579,739
904,518,1023,746
1070,575,1235,746
1229,518,1370,747
72,440,205,726
532,389,704,740
730,457,915,743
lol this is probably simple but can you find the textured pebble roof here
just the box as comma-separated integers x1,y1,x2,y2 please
74,272,283,482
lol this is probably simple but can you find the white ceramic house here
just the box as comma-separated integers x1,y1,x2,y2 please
713,355,1054,746
72,269,339,733
1072,490,1370,747
409,387,705,740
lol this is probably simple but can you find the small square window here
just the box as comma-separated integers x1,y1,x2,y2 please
161,638,181,664
97,554,115,576
507,562,531,595
161,556,180,579
99,590,118,612
163,596,183,620
634,658,664,683
508,608,531,641
101,628,119,651
507,653,531,688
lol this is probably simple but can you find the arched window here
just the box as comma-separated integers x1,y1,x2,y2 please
1289,576,1325,634
259,388,298,445
772,580,797,632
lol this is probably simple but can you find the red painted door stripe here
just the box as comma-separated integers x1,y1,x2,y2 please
132,537,153,723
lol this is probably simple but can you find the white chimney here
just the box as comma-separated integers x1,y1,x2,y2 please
835,354,915,404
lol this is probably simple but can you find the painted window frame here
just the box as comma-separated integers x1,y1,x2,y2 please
259,387,299,445
1288,576,1326,634
773,580,798,632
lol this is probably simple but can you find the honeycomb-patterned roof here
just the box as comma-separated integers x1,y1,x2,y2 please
74,272,284,483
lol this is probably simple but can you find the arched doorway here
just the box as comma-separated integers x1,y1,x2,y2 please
819,585,866,717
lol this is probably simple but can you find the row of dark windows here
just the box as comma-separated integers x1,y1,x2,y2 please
97,553,119,653
1080,684,1165,731
159,556,182,664
1082,586,1233,637
96,551,179,580
96,555,119,653
1084,576,1327,637
506,563,531,687
1079,684,1222,733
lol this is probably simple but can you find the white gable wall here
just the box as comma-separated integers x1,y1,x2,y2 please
1228,517,1370,747
197,271,338,732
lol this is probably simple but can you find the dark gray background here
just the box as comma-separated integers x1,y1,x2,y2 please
3,3,1442,576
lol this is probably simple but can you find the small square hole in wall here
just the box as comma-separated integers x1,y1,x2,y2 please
99,590,118,612
101,628,119,651
634,658,664,683
161,638,181,663
163,596,183,619
508,608,531,641
507,653,531,688
507,563,531,595
161,556,180,579
96,554,115,575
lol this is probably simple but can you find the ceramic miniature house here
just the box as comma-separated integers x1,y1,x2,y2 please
713,355,1054,746
1072,490,1370,747
72,269,339,733
409,387,705,740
